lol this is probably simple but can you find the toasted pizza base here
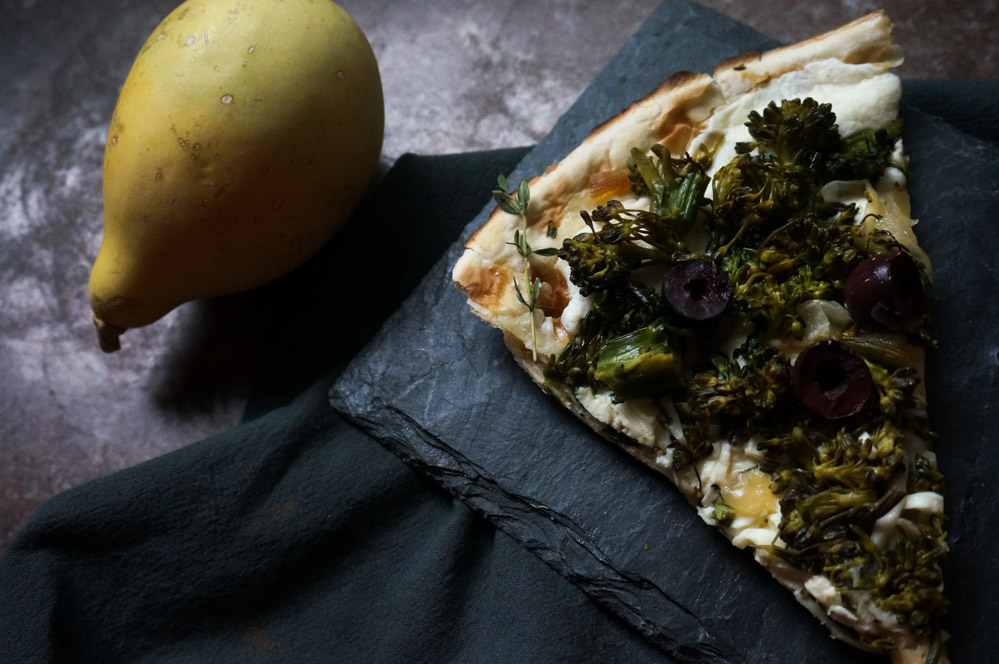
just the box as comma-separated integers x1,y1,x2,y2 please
454,11,946,663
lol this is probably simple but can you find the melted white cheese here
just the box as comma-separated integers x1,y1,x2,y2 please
694,439,784,548
557,260,593,335
691,59,901,178
871,490,945,549
805,574,843,607
574,387,664,447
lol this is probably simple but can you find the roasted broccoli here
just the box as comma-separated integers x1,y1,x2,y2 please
759,411,947,639
713,98,839,240
875,523,949,633
545,283,663,392
823,119,903,183
713,98,900,246
740,97,843,168
682,344,790,424
667,343,793,469
591,318,684,401
557,152,710,297
558,203,683,297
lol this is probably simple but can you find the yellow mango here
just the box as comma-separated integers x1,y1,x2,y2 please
89,0,383,351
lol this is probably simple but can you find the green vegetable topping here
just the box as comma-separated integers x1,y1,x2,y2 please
592,319,684,401
535,96,947,645
710,488,736,526
546,282,663,393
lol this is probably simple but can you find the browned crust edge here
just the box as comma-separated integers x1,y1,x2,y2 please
713,10,902,96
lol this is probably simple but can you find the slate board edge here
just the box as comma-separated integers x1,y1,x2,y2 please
334,397,740,664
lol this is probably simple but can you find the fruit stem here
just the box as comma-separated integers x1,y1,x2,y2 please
93,316,127,353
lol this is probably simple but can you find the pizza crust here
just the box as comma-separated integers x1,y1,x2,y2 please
712,10,903,98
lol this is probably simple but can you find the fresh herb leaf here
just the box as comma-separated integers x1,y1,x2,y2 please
493,175,557,362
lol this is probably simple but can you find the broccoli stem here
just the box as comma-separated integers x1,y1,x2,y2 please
592,319,683,400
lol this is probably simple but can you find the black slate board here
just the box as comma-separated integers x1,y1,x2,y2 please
330,1,999,661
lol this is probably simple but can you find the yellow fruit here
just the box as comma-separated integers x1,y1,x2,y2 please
89,0,383,351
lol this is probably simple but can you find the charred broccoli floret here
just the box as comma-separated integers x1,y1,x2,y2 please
875,522,949,633
670,344,793,468
557,151,709,297
823,119,903,183
558,203,682,297
713,98,840,238
740,97,843,168
683,344,791,421
713,98,901,245
545,283,663,392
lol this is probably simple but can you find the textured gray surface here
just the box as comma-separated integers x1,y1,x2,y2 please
0,0,995,552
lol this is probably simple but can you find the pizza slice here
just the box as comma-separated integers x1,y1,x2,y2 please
452,11,948,664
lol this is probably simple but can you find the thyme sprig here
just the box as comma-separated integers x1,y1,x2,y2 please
492,175,557,361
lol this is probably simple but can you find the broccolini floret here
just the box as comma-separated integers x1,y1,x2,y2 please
545,283,663,392
823,119,904,183
713,98,900,246
760,414,947,638
558,203,683,297
557,151,710,297
740,97,844,169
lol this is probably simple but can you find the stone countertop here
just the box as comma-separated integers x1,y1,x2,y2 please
1,0,995,552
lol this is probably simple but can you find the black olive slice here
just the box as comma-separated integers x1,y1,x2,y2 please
662,259,732,322
844,248,925,334
792,339,873,419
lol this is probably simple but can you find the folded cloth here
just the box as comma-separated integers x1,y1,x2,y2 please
0,148,670,664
